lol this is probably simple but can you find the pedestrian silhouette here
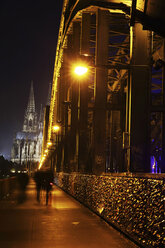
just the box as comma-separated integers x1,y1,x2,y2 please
34,171,42,202
34,170,54,205
42,170,54,205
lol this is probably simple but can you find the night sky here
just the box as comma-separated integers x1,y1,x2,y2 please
0,0,63,159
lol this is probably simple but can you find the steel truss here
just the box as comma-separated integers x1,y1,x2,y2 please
41,0,165,174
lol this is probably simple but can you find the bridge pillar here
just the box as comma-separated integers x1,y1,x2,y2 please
57,50,69,172
93,9,109,175
129,23,152,172
70,22,81,172
162,40,165,173
78,13,91,173
63,100,69,172
63,35,73,173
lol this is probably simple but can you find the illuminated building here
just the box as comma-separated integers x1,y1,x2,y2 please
11,82,44,166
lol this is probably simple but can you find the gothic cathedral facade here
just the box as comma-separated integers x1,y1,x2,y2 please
11,82,43,166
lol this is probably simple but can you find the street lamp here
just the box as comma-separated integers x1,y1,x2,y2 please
71,58,90,172
47,141,52,147
74,65,88,76
52,125,60,133
73,54,91,77
52,124,62,149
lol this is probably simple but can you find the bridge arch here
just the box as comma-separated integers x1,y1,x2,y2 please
40,0,165,174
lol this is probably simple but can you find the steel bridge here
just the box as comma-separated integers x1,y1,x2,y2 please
40,0,165,174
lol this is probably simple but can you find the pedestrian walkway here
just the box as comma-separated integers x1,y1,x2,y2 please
0,179,139,248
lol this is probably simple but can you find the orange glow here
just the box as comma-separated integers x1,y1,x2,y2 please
74,65,88,76
47,142,52,147
53,125,60,132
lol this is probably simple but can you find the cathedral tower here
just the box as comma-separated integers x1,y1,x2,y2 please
11,81,44,166
23,81,38,132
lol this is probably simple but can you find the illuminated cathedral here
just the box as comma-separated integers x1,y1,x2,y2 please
11,82,44,166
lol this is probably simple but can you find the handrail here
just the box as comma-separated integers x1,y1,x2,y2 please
0,177,17,199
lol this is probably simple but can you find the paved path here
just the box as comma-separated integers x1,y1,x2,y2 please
0,179,139,248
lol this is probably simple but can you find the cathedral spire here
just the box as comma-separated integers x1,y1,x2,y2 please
27,81,35,113
23,81,38,132
11,80,43,164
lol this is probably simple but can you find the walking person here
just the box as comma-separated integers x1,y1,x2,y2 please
43,170,54,205
34,171,42,202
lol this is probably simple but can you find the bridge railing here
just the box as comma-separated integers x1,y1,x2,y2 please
56,172,164,248
0,177,17,200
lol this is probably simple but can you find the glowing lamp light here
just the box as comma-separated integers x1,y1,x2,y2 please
10,168,16,173
53,125,60,132
74,66,88,76
47,142,52,147
38,163,42,169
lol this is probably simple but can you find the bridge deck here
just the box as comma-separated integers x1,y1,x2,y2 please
0,179,139,248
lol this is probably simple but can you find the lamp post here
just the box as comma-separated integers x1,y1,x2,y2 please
52,124,61,172
46,141,55,171
72,61,89,173
72,55,108,175
52,124,61,147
